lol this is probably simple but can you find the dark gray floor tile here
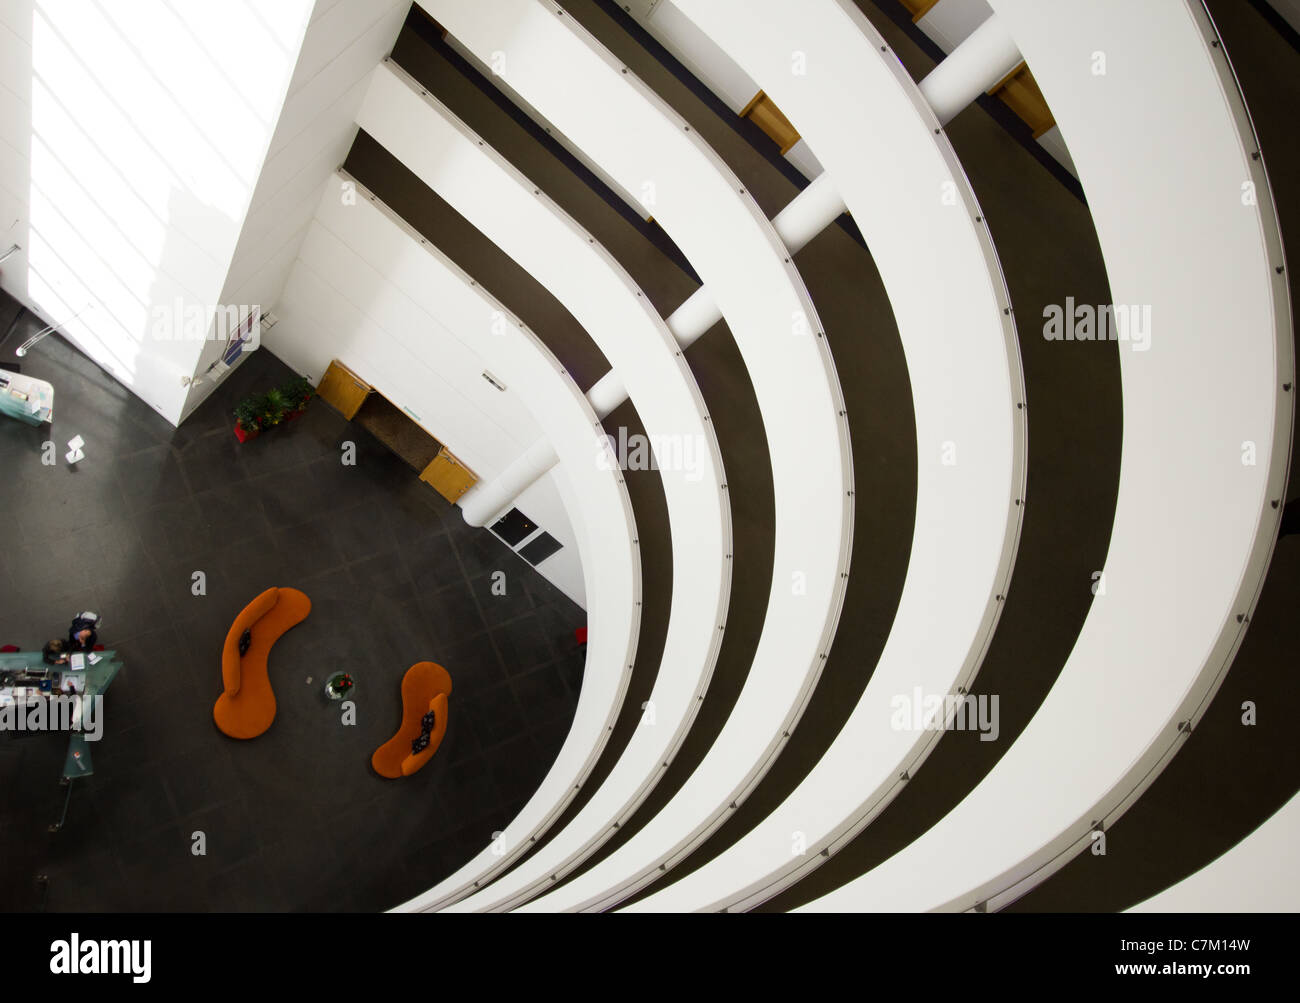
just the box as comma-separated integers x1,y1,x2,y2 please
404,532,464,595
491,612,554,676
418,580,488,641
461,681,527,750
433,633,507,701
206,852,287,912
510,661,575,725
452,526,516,579
471,568,537,628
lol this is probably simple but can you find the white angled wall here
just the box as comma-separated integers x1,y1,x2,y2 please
268,174,588,606
914,0,996,52
0,0,412,427
178,0,410,421
0,0,315,423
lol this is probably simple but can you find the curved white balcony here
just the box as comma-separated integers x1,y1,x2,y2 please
272,174,644,884
414,0,854,911
626,0,1025,912
802,0,1292,913
351,62,733,909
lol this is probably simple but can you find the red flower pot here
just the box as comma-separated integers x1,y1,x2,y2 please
234,422,260,443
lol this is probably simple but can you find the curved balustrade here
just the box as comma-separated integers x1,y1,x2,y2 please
624,0,1025,912
352,62,734,910
271,175,642,858
415,0,853,912
800,0,1292,913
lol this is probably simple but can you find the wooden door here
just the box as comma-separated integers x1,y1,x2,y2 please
315,360,371,419
987,62,1056,139
739,90,801,154
420,447,479,503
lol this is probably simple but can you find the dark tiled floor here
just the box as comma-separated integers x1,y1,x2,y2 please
0,310,585,912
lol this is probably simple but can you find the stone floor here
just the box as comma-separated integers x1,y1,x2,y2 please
0,310,585,912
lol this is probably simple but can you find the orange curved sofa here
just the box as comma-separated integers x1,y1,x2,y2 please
372,662,452,778
213,587,311,739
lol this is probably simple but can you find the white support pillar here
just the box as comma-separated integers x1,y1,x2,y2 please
585,369,630,420
919,13,1023,126
663,286,721,351
460,170,848,527
771,172,848,255
460,437,559,526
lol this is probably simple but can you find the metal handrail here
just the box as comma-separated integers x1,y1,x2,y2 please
15,306,91,357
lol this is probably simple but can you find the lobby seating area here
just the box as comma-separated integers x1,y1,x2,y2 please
0,318,586,911
213,586,313,740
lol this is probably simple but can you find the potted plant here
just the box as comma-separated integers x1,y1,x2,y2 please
233,375,315,442
233,394,266,443
324,672,354,701
280,376,314,422
260,388,290,428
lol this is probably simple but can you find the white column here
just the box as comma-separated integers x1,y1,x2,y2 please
459,437,559,526
460,170,848,526
771,171,848,254
919,13,1023,126
585,369,630,420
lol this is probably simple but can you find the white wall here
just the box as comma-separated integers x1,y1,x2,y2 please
638,1,826,181
440,33,652,223
268,174,588,606
512,471,584,606
178,0,410,421
915,0,995,52
646,0,758,113
0,0,315,423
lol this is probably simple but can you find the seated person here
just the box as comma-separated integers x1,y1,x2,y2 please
42,638,69,665
68,612,101,653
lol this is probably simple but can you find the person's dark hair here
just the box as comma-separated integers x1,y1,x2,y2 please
42,638,66,664
68,616,98,651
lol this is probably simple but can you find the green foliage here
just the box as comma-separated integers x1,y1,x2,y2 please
233,395,266,433
235,374,314,436
262,389,290,426
279,376,314,412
